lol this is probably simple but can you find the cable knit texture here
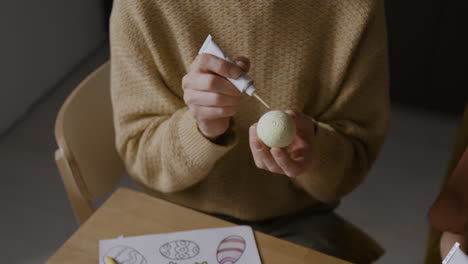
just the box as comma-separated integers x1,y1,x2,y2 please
110,0,390,221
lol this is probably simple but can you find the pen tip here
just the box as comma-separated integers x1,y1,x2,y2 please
253,93,271,109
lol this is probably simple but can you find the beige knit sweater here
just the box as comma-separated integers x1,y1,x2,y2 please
110,0,390,221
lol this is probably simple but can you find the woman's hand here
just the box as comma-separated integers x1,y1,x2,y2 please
249,110,316,177
182,54,250,139
429,146,468,258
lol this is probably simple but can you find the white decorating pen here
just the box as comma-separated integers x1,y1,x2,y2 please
198,35,271,109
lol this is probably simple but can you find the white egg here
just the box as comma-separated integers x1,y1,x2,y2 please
257,110,296,148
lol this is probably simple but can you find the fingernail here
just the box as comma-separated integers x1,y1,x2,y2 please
271,148,281,157
235,60,247,70
285,110,297,119
229,66,241,79
254,140,263,150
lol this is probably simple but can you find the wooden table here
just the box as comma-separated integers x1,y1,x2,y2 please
46,188,350,264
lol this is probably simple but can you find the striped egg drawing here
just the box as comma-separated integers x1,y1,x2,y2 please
216,235,246,264
103,245,147,264
159,240,200,260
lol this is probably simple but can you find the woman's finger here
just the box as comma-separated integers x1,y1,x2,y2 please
184,89,241,107
289,148,307,161
249,124,267,170
249,124,284,174
284,109,316,139
284,110,298,120
234,56,250,72
191,53,242,79
263,154,285,175
182,72,242,96
189,105,237,121
271,147,303,178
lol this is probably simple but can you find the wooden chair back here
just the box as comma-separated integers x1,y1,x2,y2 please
54,61,125,225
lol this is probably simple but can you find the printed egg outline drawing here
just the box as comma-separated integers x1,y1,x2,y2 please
159,240,200,260
216,235,246,264
103,245,147,264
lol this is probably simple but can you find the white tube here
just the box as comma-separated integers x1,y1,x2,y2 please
198,35,256,96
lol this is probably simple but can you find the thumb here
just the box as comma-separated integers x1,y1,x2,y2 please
284,110,298,120
234,56,250,73
285,110,315,137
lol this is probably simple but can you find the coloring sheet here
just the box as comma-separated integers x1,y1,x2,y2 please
99,225,262,264
442,242,468,264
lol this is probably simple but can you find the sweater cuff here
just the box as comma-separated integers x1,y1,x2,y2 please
290,119,344,202
176,111,238,169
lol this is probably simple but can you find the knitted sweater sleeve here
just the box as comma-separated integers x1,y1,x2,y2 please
109,0,237,193
292,0,390,202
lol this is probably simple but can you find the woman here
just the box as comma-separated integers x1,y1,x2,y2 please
426,104,468,262
109,0,390,262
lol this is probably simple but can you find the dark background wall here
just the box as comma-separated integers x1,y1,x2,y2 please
386,0,468,114
0,0,112,136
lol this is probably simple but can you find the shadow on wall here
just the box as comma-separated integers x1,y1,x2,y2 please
102,0,113,32
385,0,468,115
0,0,113,137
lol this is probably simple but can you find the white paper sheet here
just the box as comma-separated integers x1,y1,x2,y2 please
442,242,468,264
99,225,262,264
